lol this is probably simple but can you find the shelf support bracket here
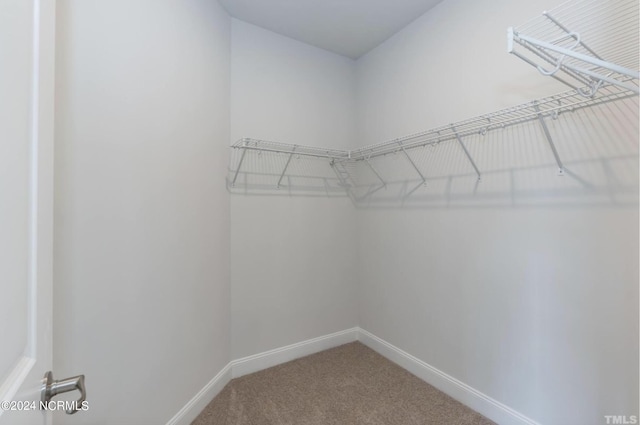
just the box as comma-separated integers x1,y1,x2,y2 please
397,142,426,185
364,156,386,188
533,103,565,176
330,159,351,189
452,126,481,181
277,146,296,189
231,141,249,187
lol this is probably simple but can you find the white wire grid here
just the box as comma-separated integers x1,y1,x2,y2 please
508,0,639,96
227,139,354,197
353,95,638,207
228,83,637,204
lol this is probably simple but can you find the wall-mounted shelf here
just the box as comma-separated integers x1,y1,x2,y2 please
227,138,356,197
227,0,640,202
508,0,639,97
228,83,637,200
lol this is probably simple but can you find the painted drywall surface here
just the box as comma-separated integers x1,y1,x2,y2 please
356,0,566,145
230,20,358,359
230,19,357,149
53,1,231,423
355,0,639,424
231,195,358,359
357,208,638,424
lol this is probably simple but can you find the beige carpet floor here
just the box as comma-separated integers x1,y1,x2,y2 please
192,342,495,425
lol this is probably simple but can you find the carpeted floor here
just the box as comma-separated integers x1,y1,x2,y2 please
192,342,495,425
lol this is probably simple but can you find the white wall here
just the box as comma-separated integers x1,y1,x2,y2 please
53,1,231,423
356,0,567,145
51,0,638,423
230,20,359,359
230,19,356,149
355,0,639,424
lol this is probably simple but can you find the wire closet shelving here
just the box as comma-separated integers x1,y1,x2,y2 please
227,0,639,202
508,0,639,96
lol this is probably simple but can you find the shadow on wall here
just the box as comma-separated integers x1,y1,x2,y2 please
227,96,639,209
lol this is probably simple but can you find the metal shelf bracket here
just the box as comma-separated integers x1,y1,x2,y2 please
231,139,249,187
277,145,297,189
397,141,427,185
330,159,353,189
364,155,387,188
452,126,481,181
533,102,565,176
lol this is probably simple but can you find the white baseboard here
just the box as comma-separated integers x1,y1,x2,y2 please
357,328,541,425
231,327,359,378
165,363,232,425
167,327,539,425
166,327,359,425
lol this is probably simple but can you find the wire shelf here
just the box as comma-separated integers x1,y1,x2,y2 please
508,0,639,96
227,138,354,197
350,83,635,160
227,84,637,202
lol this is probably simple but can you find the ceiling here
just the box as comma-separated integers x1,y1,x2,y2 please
217,0,444,59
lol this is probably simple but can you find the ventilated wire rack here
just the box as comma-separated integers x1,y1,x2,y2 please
227,82,637,200
227,138,354,196
351,83,635,161
508,0,639,96
227,1,638,203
